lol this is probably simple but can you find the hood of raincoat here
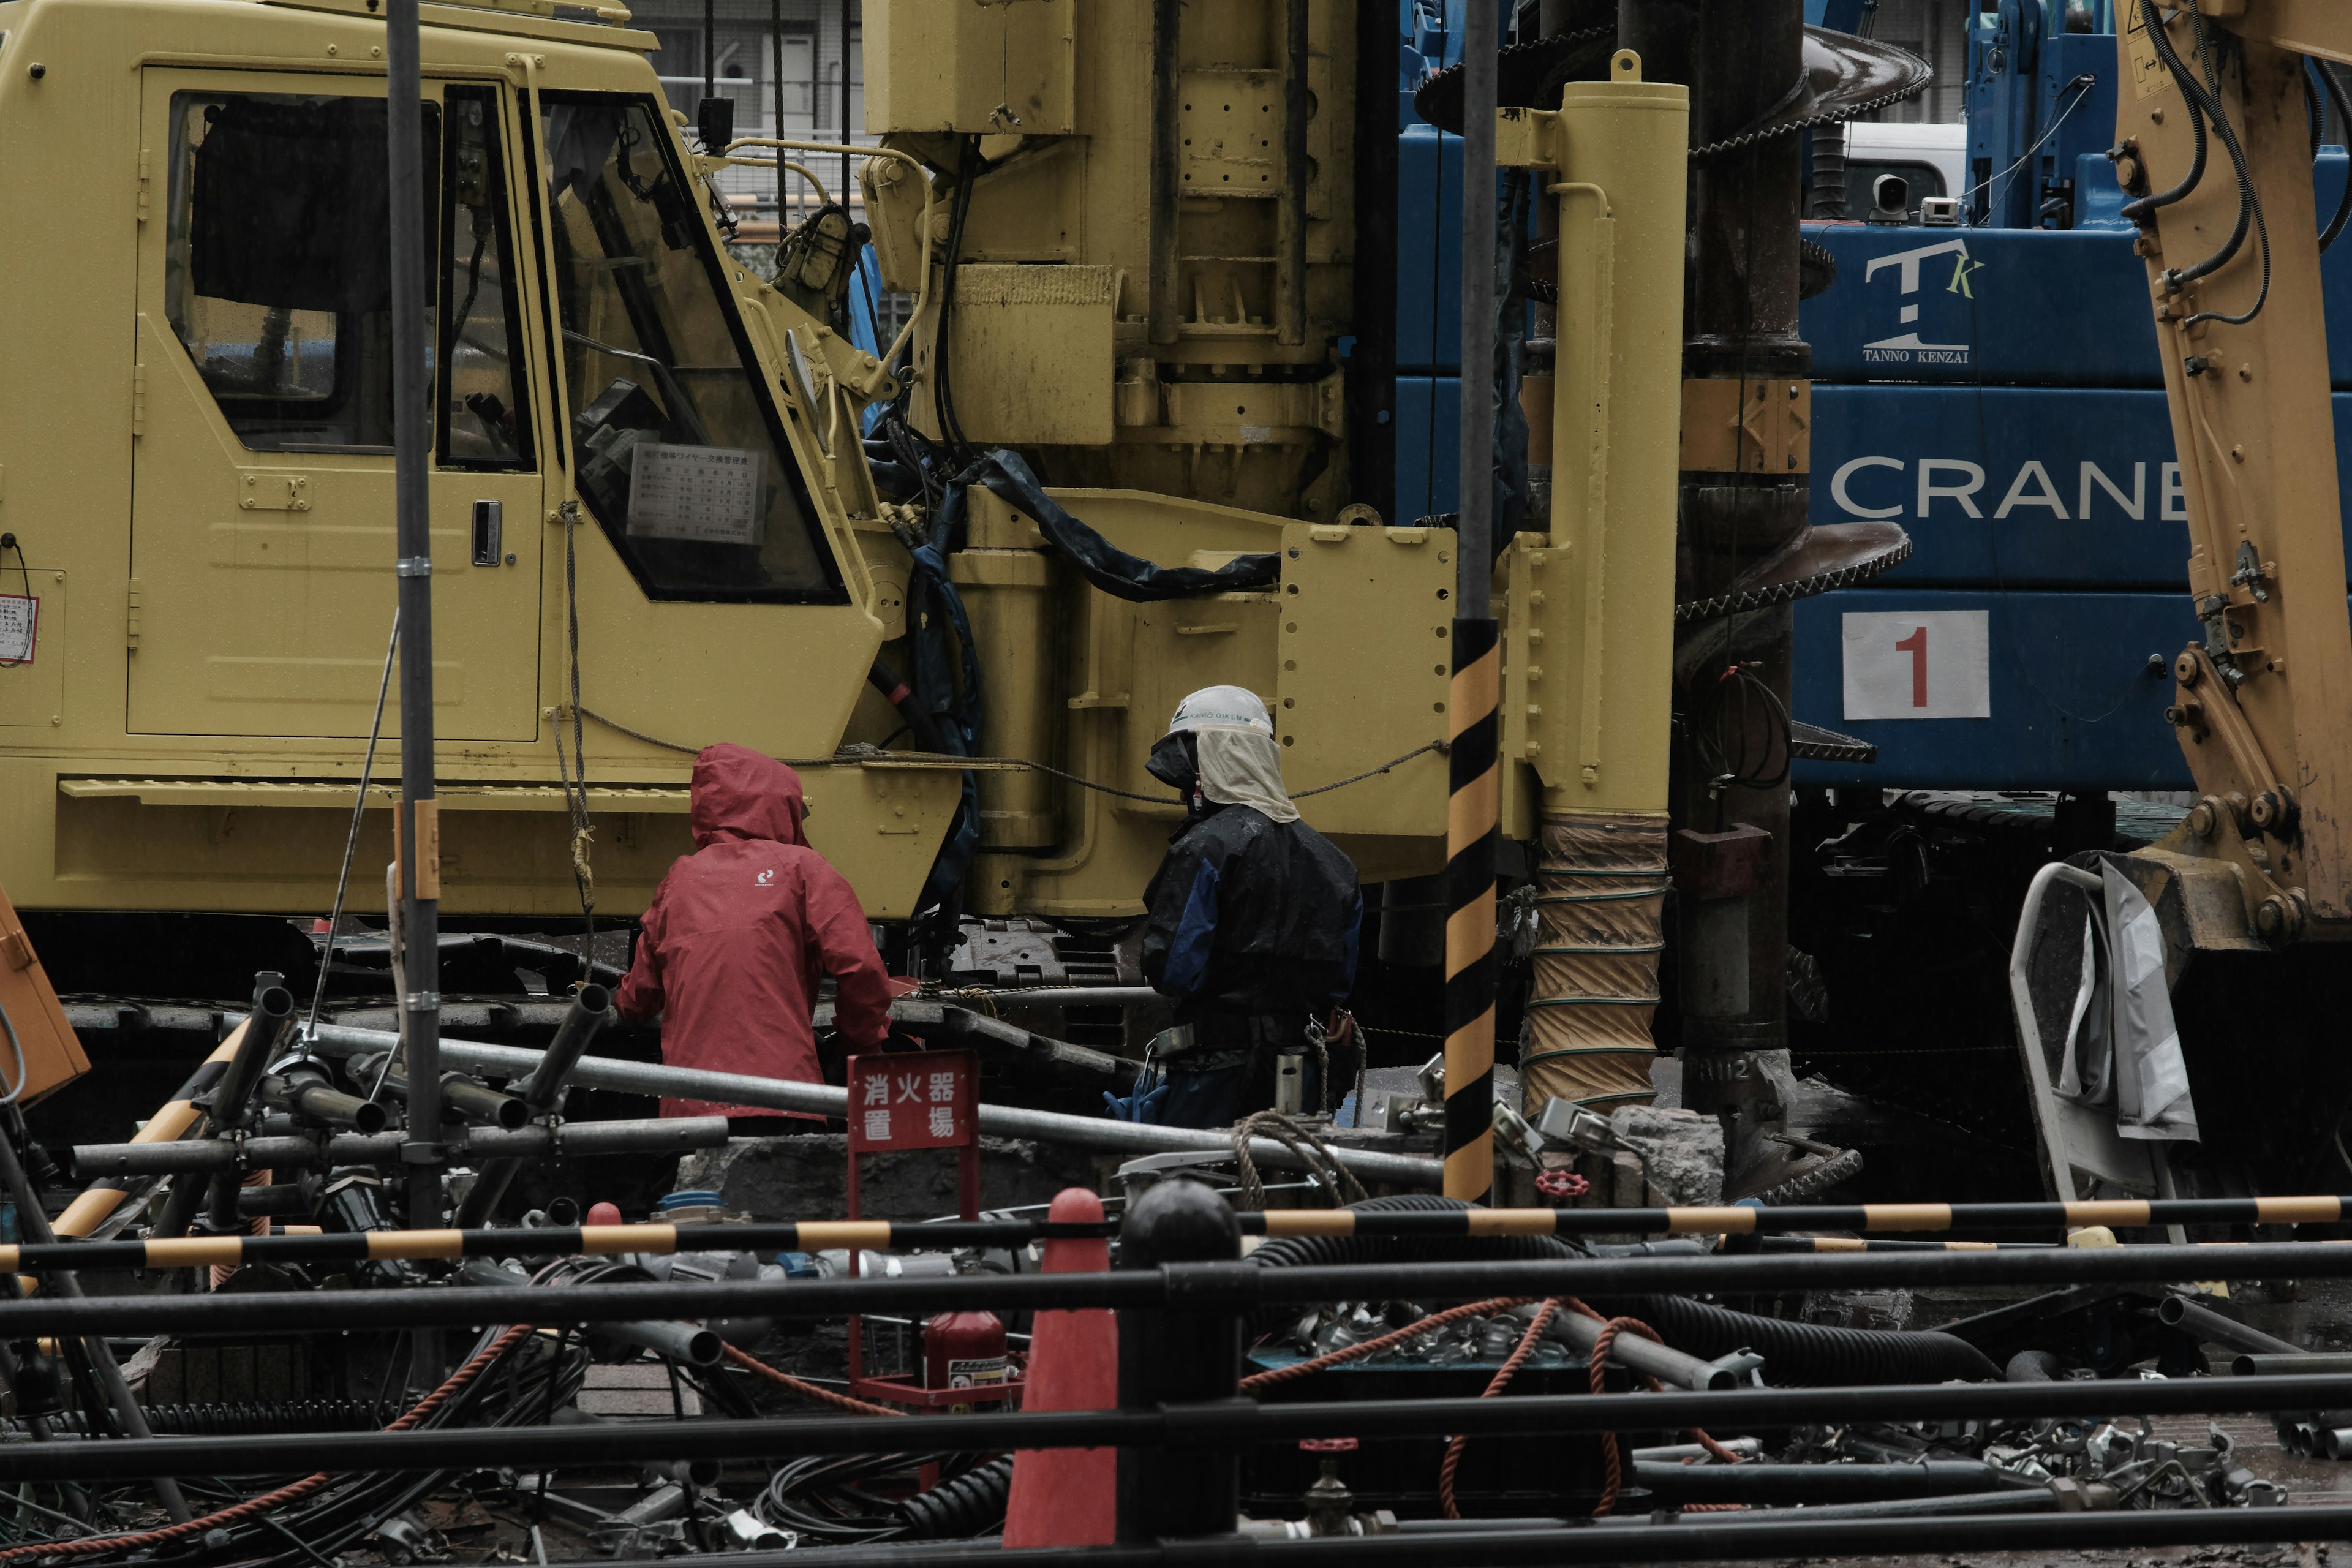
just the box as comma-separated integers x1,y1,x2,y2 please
690,744,808,850
1193,725,1300,824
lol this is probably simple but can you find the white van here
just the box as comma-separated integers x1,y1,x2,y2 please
1835,121,1969,217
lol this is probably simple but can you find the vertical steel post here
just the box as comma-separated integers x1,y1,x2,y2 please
1624,0,1809,1188
1148,0,1183,347
772,0,786,257
1113,1180,1241,1543
1444,0,1501,1204
385,0,443,1385
841,0,853,211
1348,0,1399,527
703,0,716,102
1275,0,1311,347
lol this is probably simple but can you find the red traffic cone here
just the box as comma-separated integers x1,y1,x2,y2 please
1001,1188,1117,1547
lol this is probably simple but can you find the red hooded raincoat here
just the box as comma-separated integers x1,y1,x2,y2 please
616,745,893,1117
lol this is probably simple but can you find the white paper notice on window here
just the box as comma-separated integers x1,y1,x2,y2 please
626,442,765,546
0,596,39,666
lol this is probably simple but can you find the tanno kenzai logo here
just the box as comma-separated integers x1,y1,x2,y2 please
1861,238,1985,368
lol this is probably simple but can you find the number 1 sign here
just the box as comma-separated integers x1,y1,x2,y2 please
1841,609,1992,720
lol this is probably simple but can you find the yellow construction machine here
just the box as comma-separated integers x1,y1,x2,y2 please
0,0,1695,1139
2013,1,2352,1198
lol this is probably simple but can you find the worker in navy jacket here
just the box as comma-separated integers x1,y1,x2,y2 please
1134,687,1362,1129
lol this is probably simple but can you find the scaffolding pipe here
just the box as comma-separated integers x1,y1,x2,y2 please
354,1055,527,1130
20,1374,2352,1481
0,1116,192,1521
1548,1306,1745,1390
260,1071,391,1135
300,1022,1444,1186
456,985,612,1227
70,1117,728,1177
456,1259,722,1367
13,1245,2352,1340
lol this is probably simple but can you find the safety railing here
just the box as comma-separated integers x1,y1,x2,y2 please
12,1183,2352,1558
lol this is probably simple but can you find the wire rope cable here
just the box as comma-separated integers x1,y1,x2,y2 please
304,611,399,1042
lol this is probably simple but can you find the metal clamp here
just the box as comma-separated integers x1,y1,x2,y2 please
404,991,442,1013
396,557,433,578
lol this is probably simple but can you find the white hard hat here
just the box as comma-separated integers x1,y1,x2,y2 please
1164,685,1274,738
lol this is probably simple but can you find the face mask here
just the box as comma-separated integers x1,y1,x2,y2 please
1145,732,1197,793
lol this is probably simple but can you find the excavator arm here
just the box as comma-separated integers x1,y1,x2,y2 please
2114,0,2352,943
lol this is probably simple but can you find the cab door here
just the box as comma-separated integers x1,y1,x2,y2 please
129,71,544,740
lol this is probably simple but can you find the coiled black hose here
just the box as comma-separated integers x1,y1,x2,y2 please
1250,1196,1999,1385
1,1399,386,1438
895,1455,1013,1539
2006,1348,2064,1382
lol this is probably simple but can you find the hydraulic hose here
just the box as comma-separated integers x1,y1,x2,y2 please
2139,3,2271,325
1584,1292,2000,1387
1250,1196,1999,1385
895,1455,1012,1538
2120,91,2206,225
869,658,948,753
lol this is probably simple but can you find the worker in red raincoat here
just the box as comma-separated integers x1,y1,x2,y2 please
616,744,894,1131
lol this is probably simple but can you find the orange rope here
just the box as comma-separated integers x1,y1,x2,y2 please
1238,1297,1536,1393
1580,1310,1746,1515
0,1324,537,1563
1437,1300,1561,1520
723,1343,907,1418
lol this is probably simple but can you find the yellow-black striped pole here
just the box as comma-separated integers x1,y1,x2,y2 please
1444,623,1499,1200
1445,0,1499,1205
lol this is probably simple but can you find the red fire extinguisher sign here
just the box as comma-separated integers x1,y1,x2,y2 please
845,1049,974,1153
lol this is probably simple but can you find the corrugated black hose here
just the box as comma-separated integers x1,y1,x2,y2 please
895,1455,1014,1538
1249,1195,1999,1386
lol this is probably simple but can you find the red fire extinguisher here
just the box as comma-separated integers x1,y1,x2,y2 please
923,1309,1009,1404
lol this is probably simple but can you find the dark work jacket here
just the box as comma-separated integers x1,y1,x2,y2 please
1140,804,1362,1047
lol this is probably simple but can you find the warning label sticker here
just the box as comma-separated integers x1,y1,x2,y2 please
0,595,40,666
627,442,766,545
2126,11,2172,101
946,1357,1008,1390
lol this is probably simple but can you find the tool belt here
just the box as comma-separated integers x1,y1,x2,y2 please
1158,1012,1295,1074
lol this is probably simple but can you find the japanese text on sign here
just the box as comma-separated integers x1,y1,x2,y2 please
846,1050,974,1152
627,442,766,545
0,596,39,666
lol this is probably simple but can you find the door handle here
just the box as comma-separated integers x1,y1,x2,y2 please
472,500,505,567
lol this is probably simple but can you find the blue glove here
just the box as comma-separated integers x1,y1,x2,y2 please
1102,1064,1170,1124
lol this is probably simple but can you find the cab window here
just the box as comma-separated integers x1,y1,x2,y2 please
165,92,440,453
437,85,535,470
535,94,842,603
